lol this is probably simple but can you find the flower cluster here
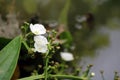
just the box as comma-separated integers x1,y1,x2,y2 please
30,24,48,53
29,23,74,61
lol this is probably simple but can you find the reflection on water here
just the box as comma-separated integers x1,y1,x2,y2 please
80,28,120,80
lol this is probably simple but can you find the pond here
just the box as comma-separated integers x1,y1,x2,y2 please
68,0,120,79
80,28,120,80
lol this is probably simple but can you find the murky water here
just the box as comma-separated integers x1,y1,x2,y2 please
80,27,120,80
67,0,120,79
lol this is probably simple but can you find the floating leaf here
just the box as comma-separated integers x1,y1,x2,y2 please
0,36,21,80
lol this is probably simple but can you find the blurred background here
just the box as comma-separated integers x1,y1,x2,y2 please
0,0,120,79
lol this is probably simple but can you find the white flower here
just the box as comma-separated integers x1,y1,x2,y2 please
60,52,74,61
33,35,48,53
29,23,48,53
34,35,48,44
30,24,46,35
90,72,95,77
34,42,48,53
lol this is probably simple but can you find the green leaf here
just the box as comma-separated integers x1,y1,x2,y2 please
0,36,21,80
58,0,71,26
60,31,73,48
0,37,11,50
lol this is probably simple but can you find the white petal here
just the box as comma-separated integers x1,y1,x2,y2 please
34,35,48,44
34,43,48,53
30,24,46,35
60,52,74,61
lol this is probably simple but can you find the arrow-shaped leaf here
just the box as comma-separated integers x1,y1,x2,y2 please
0,36,21,80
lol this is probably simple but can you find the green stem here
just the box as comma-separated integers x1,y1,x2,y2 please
18,75,44,80
50,75,88,80
25,32,32,38
22,39,30,50
59,61,65,74
18,74,88,80
44,56,49,80
44,46,50,80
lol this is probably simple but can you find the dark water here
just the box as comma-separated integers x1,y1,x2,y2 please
80,28,120,80
68,0,120,79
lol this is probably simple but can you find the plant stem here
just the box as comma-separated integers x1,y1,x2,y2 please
25,32,32,38
50,74,88,80
44,56,49,80
22,39,30,50
44,47,50,80
59,62,65,74
18,74,88,80
18,75,44,80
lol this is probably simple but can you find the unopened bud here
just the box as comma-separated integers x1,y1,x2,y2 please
90,72,95,77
